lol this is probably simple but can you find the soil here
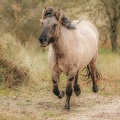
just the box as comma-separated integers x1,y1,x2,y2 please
0,89,120,120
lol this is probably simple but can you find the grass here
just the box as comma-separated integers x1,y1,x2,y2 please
97,46,120,95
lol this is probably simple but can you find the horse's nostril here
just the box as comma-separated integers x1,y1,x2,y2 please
43,38,47,43
38,37,42,42
39,38,42,43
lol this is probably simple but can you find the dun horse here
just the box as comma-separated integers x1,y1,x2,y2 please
38,7,100,110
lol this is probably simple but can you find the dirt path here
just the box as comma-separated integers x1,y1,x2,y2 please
70,95,120,120
0,90,120,120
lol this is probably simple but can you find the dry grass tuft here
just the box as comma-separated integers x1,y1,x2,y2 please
0,34,30,88
0,56,29,87
0,48,29,88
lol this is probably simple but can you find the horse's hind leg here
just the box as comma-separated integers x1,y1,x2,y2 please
74,72,81,96
89,53,99,93
52,71,65,99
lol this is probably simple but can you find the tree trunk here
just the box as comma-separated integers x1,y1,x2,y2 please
101,0,120,52
110,30,117,52
110,15,118,52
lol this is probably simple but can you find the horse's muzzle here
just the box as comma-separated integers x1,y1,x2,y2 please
38,36,49,47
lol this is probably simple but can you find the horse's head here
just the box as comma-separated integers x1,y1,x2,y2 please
38,7,62,47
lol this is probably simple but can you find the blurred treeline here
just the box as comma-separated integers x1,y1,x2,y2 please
0,0,120,51
0,0,120,88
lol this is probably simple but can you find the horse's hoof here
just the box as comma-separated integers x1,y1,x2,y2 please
74,85,81,97
92,86,99,93
75,90,81,97
58,91,65,99
63,105,70,110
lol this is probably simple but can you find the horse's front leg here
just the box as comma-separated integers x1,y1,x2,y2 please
64,71,76,110
52,71,65,99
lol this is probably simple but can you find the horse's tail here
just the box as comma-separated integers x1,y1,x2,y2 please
86,65,101,81
80,65,101,81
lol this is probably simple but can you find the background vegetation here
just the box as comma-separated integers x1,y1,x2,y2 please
0,0,120,119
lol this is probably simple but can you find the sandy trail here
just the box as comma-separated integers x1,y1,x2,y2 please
0,90,120,120
70,95,120,120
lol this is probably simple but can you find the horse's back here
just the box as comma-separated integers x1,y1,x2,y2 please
71,20,99,69
73,20,99,45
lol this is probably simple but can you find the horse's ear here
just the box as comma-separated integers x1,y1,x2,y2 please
55,9,62,21
41,7,47,19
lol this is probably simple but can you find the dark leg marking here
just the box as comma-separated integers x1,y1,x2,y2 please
74,73,81,96
64,75,74,110
89,56,99,93
52,76,65,99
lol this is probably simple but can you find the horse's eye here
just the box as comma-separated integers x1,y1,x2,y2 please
41,22,43,25
53,23,57,28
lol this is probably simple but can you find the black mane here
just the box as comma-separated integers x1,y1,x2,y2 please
44,8,55,18
44,8,76,30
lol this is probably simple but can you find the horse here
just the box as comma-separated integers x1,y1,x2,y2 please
38,7,100,110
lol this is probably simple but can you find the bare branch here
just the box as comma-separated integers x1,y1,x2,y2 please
117,5,120,20
101,0,112,23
